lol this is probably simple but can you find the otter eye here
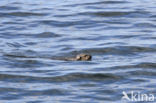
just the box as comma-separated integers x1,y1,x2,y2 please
83,55,87,57
85,55,89,58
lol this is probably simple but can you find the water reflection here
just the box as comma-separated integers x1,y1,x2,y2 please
0,0,156,103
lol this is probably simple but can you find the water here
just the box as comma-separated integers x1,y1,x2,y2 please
0,0,156,103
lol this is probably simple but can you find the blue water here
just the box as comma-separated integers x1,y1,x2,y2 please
0,0,156,103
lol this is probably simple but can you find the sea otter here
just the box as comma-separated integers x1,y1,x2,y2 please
4,53,92,61
63,54,92,61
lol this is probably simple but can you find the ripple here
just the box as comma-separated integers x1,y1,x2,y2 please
80,11,130,17
22,89,67,96
0,12,47,17
0,73,122,83
0,6,20,10
39,20,81,27
64,1,128,7
110,62,156,69
129,70,156,77
3,50,37,58
0,0,156,103
36,32,61,38
74,46,156,55
6,42,26,48
134,22,156,28
78,11,150,17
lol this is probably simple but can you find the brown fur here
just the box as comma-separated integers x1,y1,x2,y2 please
65,54,92,61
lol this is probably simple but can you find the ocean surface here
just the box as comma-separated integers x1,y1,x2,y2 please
0,0,156,103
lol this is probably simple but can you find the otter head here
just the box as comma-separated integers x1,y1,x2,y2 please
76,54,92,61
